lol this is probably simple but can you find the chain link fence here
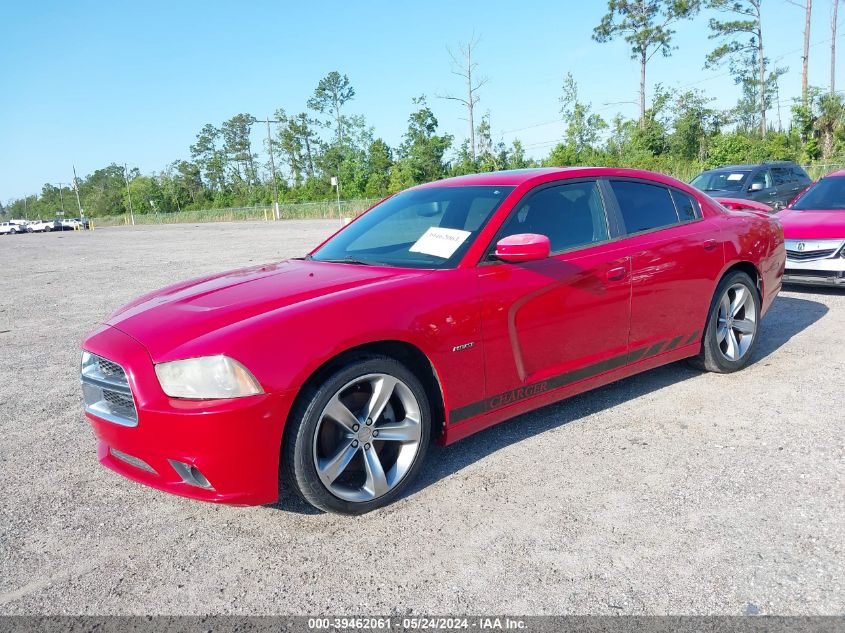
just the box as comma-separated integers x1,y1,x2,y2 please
802,163,845,180
92,198,381,227
78,164,845,228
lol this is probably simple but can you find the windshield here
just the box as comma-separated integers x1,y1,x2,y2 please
691,170,751,192
790,176,845,210
311,186,514,268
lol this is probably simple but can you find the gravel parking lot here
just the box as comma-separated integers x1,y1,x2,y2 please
0,221,843,615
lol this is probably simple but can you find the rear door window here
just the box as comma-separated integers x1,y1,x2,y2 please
670,189,701,221
608,180,680,234
750,169,773,189
772,167,791,186
791,166,810,182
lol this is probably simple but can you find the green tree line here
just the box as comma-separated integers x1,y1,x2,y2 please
6,0,845,220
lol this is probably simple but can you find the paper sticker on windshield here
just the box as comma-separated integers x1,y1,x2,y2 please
410,227,471,259
727,173,745,181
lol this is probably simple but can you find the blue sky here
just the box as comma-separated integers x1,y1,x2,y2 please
0,0,839,202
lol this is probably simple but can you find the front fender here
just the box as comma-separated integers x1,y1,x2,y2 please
161,268,487,430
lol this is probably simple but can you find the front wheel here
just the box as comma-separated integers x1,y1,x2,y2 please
690,270,761,373
283,355,431,514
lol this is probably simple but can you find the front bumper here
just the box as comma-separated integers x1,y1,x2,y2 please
82,324,293,505
784,257,845,286
783,271,845,285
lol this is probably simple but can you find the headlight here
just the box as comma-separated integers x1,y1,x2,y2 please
154,355,263,399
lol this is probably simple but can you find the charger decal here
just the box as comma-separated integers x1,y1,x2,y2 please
449,331,701,424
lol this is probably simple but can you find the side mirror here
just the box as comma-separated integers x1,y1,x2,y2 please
494,233,550,263
749,182,764,192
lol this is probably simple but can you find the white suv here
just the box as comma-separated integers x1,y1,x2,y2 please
28,220,54,232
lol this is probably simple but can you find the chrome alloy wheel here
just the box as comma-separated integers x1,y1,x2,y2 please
716,283,758,362
312,373,422,503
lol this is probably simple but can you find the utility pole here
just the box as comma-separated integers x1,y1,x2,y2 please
255,116,282,220
72,165,84,217
56,183,67,212
802,0,813,105
124,164,136,226
833,0,840,95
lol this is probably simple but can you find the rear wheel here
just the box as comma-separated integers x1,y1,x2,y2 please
283,355,431,514
690,270,760,373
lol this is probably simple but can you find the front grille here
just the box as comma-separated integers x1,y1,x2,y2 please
786,248,837,261
97,358,124,379
81,352,138,427
102,389,136,417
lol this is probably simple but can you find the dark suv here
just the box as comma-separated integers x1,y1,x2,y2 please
691,161,811,209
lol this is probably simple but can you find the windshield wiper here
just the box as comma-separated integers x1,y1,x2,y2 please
319,256,378,266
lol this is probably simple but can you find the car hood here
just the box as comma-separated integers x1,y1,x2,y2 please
106,259,426,360
778,208,845,239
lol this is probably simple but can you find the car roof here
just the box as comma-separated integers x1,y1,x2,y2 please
701,161,800,173
412,167,690,190
413,168,570,188
703,165,757,172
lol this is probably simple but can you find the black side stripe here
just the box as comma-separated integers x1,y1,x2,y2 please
627,347,648,363
449,352,627,424
448,330,699,425
645,341,665,358
448,401,487,424
685,329,700,345
664,335,684,352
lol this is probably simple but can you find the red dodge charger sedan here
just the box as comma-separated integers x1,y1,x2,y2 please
81,168,785,514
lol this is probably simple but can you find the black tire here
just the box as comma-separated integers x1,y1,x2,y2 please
689,270,761,373
282,354,431,514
